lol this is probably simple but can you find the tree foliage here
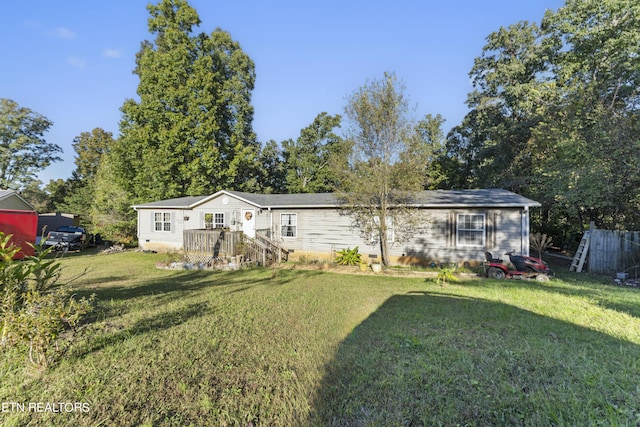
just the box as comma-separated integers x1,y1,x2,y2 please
113,0,258,204
51,128,115,230
256,140,286,194
0,99,60,190
446,0,640,244
281,112,344,193
91,0,259,242
334,72,432,266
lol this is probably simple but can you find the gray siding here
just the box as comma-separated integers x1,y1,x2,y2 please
269,206,528,265
135,191,531,264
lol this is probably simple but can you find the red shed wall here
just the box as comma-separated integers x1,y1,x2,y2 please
0,209,38,259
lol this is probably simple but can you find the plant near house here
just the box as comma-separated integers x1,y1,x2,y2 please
435,265,458,287
335,246,362,266
0,232,94,367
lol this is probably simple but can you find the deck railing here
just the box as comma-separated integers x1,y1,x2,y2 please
183,229,288,266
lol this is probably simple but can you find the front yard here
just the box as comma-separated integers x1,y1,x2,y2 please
2,252,640,426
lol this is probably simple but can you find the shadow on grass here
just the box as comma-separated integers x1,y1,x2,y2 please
73,268,322,314
69,267,328,358
311,290,640,426
70,301,213,359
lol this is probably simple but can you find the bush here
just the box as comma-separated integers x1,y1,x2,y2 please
335,247,362,266
0,233,95,367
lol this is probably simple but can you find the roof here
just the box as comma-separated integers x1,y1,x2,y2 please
0,189,16,201
0,189,36,211
132,189,540,210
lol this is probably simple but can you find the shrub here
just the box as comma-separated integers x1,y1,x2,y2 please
0,233,95,367
435,265,458,287
335,247,362,266
530,232,553,259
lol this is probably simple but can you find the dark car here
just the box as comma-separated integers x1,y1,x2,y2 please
44,226,87,251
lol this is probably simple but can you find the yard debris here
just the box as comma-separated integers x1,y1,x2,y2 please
99,244,126,255
613,272,640,287
155,259,240,271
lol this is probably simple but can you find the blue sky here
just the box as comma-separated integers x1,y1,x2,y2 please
1,0,565,184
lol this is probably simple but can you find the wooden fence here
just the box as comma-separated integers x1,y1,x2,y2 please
588,228,640,275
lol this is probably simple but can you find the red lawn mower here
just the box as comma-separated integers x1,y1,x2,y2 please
484,251,553,282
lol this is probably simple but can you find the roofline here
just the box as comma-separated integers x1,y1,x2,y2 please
133,202,540,210
0,190,36,211
131,190,541,210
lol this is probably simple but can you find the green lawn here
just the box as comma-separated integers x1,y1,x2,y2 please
2,251,640,426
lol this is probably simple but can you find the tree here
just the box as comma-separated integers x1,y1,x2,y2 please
0,99,60,190
19,180,51,213
90,142,138,244
282,112,344,193
116,0,258,203
53,128,115,228
93,0,259,242
415,113,447,189
256,140,286,194
448,0,640,244
536,0,640,231
334,72,431,266
71,128,114,181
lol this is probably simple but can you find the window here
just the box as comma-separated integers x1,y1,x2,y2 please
204,213,224,229
457,214,485,246
281,213,297,238
154,212,171,232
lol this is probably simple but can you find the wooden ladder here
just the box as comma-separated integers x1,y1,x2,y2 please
570,231,591,272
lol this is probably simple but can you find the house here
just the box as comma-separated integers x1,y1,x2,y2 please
132,189,540,266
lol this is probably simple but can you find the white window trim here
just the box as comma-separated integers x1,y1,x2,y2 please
280,213,297,238
456,213,485,247
154,212,172,233
204,212,225,229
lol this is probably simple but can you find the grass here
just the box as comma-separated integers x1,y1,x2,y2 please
1,252,640,426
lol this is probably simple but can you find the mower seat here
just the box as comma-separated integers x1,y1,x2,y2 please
485,252,503,263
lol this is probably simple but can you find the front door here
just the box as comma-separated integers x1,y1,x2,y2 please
242,209,256,238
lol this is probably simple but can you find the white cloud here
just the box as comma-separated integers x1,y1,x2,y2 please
67,56,86,69
103,49,122,59
50,27,76,40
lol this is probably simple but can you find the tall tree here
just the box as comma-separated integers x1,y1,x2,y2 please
415,113,447,189
537,0,640,230
463,21,549,192
54,128,115,228
71,128,114,181
91,141,138,243
115,0,257,203
334,73,430,266
256,140,286,194
94,0,258,241
449,0,640,241
0,99,60,190
282,112,344,193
